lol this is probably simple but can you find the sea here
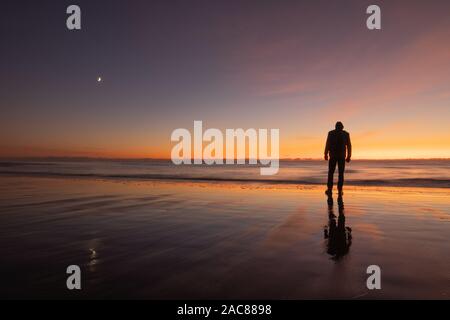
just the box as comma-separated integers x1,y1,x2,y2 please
1,158,449,188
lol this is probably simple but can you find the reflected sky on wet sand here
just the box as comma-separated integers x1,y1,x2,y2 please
0,176,448,299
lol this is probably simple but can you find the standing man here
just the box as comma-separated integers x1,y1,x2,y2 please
324,122,352,196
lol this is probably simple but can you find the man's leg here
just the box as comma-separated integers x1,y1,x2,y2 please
327,157,337,191
337,158,346,193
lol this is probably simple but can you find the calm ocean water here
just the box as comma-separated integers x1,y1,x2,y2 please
1,159,449,188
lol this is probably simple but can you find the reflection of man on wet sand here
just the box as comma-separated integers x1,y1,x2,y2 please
324,195,352,260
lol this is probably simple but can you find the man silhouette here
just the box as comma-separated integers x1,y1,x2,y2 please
324,122,351,196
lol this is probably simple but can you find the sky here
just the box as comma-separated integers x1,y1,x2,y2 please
1,0,449,159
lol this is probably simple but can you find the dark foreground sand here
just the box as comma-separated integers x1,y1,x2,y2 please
0,175,448,299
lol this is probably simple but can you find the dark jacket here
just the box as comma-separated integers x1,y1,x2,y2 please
324,129,352,159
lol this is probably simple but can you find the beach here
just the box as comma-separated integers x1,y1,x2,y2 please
2,0,450,305
0,169,448,299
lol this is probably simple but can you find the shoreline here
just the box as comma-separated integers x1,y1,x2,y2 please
1,171,449,190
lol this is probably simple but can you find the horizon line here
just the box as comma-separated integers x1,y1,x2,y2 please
1,156,449,161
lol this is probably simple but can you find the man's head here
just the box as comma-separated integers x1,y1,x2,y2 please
335,121,344,131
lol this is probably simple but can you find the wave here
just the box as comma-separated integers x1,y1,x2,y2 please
1,171,449,188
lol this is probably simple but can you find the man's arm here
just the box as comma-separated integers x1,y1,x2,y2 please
324,132,330,160
346,133,352,162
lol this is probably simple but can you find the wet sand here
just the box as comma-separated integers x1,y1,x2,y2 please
0,175,448,299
